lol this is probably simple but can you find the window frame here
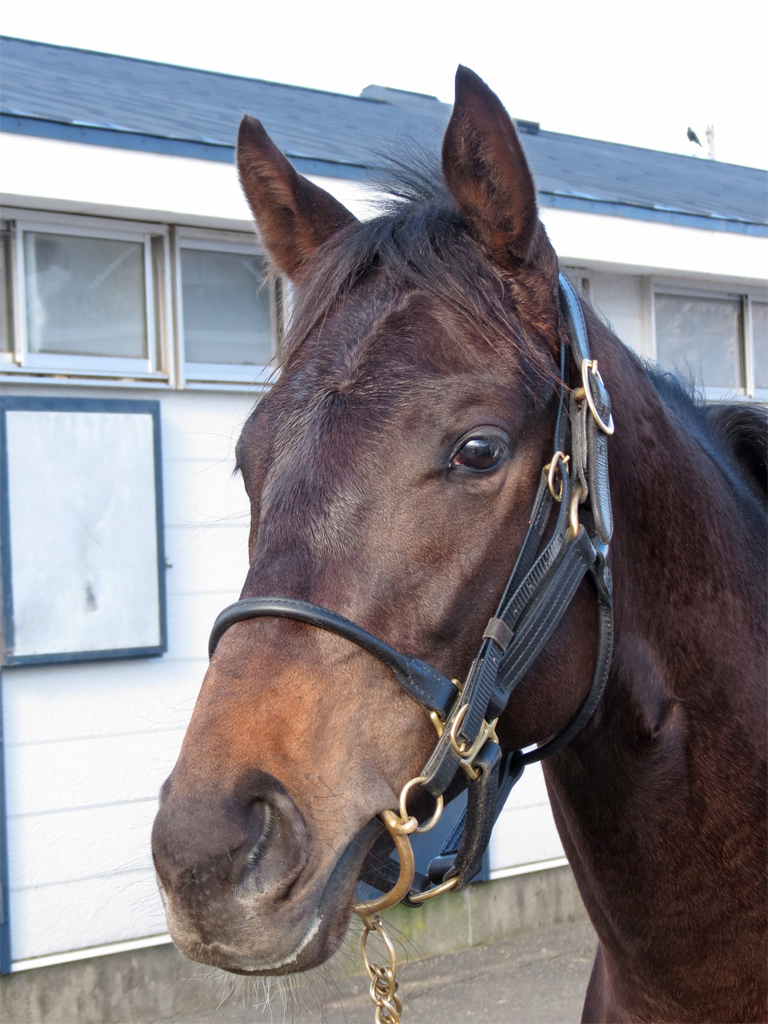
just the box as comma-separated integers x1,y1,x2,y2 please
2,210,173,384
745,292,768,400
0,395,168,666
174,227,279,389
651,278,768,403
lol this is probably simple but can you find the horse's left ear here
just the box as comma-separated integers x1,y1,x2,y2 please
442,66,539,270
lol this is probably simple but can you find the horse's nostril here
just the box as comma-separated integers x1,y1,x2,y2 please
153,775,308,903
247,800,273,861
235,800,274,892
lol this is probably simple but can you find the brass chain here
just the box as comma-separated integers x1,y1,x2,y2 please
359,913,403,1024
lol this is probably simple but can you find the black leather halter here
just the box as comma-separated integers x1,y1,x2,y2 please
208,274,614,899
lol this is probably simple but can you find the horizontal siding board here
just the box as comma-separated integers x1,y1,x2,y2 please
8,801,156,889
157,393,254,462
501,760,551,810
10,870,166,960
161,456,249,527
3,662,201,744
5,730,184,816
489,801,565,872
163,523,249,597
165,590,240,659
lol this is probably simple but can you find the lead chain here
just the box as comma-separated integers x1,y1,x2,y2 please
354,772,449,1023
359,913,402,1024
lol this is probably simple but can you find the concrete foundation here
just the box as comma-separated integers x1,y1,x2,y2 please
0,865,588,1024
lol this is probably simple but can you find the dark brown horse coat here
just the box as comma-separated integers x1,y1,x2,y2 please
152,67,768,1022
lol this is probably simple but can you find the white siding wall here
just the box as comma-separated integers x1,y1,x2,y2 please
489,763,565,877
2,386,254,962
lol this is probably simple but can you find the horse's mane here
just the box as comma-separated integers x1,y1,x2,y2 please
280,159,551,383
642,361,768,509
706,402,768,502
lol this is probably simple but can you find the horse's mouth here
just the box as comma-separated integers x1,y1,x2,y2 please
169,817,387,976
185,910,325,976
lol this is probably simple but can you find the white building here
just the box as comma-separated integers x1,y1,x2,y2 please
0,35,766,984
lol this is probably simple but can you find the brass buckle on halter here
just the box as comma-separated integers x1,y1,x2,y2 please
449,704,500,781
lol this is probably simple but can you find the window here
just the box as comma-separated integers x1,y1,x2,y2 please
1,215,283,389
24,232,148,360
654,284,768,400
1,222,12,356
2,214,170,380
176,232,279,386
750,301,767,391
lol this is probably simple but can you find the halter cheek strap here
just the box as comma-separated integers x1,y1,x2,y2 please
207,273,615,903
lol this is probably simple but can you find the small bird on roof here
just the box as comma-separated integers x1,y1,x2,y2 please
687,127,702,146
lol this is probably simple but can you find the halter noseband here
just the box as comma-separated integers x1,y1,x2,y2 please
208,274,614,908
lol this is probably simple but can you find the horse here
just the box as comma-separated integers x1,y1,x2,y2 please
151,66,768,1022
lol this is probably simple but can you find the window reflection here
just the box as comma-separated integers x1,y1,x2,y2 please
181,248,272,367
655,294,743,389
24,232,148,358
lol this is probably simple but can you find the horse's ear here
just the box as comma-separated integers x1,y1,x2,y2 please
237,115,357,281
442,67,539,271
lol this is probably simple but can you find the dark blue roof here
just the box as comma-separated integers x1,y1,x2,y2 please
2,36,766,235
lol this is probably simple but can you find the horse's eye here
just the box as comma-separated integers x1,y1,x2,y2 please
451,436,504,471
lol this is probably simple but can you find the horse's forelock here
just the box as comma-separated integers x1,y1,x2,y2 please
276,165,559,395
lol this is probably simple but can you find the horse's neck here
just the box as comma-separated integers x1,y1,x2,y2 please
545,329,767,1016
604,334,765,720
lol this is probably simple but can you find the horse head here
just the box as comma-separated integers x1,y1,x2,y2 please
151,67,602,975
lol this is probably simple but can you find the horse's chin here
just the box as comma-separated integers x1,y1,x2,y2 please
165,818,383,976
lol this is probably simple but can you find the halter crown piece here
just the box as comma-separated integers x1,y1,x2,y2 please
208,275,615,1024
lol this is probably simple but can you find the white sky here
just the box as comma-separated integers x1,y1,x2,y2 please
2,0,767,171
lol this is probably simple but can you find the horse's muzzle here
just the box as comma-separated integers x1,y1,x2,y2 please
151,769,318,969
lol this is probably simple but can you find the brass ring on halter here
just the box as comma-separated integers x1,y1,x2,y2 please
569,486,583,537
352,809,416,917
384,813,419,836
407,874,459,904
398,776,444,835
545,451,570,502
581,359,615,435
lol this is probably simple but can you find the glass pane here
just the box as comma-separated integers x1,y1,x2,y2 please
24,232,148,358
752,301,768,390
1,225,12,353
181,248,273,366
655,293,743,389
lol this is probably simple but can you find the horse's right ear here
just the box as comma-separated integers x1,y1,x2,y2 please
237,115,357,282
442,67,539,271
